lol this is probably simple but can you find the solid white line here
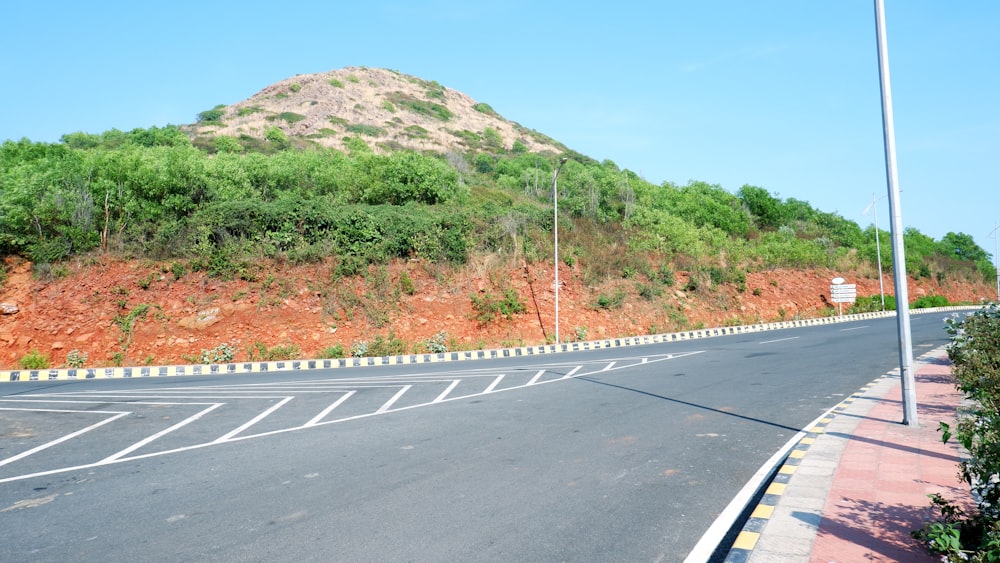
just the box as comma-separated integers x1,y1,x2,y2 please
483,375,505,393
760,337,800,344
433,380,461,403
601,362,616,372
375,385,411,413
527,370,546,385
562,366,583,379
840,326,869,331
0,411,131,468
101,403,224,463
684,408,834,563
305,391,355,426
214,397,294,442
0,399,222,405
0,407,125,414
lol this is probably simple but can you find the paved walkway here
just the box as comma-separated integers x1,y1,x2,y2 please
726,347,969,562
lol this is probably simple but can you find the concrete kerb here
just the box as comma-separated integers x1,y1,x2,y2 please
0,306,976,383
717,346,953,563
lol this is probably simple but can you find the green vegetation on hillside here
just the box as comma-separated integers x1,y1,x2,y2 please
0,124,994,298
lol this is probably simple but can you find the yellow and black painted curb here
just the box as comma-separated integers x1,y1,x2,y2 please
0,306,972,383
722,346,947,561
722,376,886,562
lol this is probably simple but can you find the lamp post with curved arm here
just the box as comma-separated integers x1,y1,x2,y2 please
552,157,568,344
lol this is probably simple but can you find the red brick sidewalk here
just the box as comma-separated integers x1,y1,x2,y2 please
808,351,968,562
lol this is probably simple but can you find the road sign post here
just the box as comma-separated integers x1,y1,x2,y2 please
830,277,856,316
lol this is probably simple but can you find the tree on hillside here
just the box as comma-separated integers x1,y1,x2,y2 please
737,184,788,230
939,232,989,262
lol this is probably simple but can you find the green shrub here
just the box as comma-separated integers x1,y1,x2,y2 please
913,295,950,309
635,282,661,301
329,78,344,88
351,340,369,357
171,262,187,281
237,106,263,117
594,290,626,310
368,332,406,357
849,294,896,313
197,105,226,123
399,271,415,295
346,124,386,137
66,349,88,368
201,342,236,364
914,304,1000,559
385,92,452,121
248,341,300,361
19,349,50,369
319,344,345,359
289,83,302,93
270,112,306,124
113,304,151,352
471,288,525,323
425,331,448,353
656,265,675,286
472,103,497,116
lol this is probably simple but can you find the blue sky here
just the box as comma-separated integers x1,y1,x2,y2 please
2,1,998,258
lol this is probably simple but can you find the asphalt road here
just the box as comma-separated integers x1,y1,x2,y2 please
0,313,956,562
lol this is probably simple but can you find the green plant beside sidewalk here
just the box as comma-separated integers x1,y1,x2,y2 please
913,302,1000,560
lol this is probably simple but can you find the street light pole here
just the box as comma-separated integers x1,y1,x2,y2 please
989,223,1000,302
875,0,917,426
864,193,887,310
552,157,568,345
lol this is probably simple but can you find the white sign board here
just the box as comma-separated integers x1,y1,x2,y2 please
830,283,857,304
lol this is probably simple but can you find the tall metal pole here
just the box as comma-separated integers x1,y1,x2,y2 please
875,0,917,426
874,196,885,310
990,223,1000,302
865,193,887,310
552,157,568,344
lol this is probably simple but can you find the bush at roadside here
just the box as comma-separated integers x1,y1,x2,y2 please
913,303,1000,560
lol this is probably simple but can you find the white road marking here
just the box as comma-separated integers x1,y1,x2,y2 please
214,397,294,442
0,352,706,483
432,380,461,403
483,375,506,393
527,370,546,385
101,403,224,462
375,385,411,413
840,326,869,331
305,391,355,426
0,411,131,468
760,337,800,344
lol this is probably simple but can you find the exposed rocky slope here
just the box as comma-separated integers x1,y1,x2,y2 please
0,255,992,370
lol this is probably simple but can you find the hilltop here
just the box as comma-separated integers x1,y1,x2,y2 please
185,66,565,157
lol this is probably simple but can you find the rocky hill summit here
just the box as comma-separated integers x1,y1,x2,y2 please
186,66,564,156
